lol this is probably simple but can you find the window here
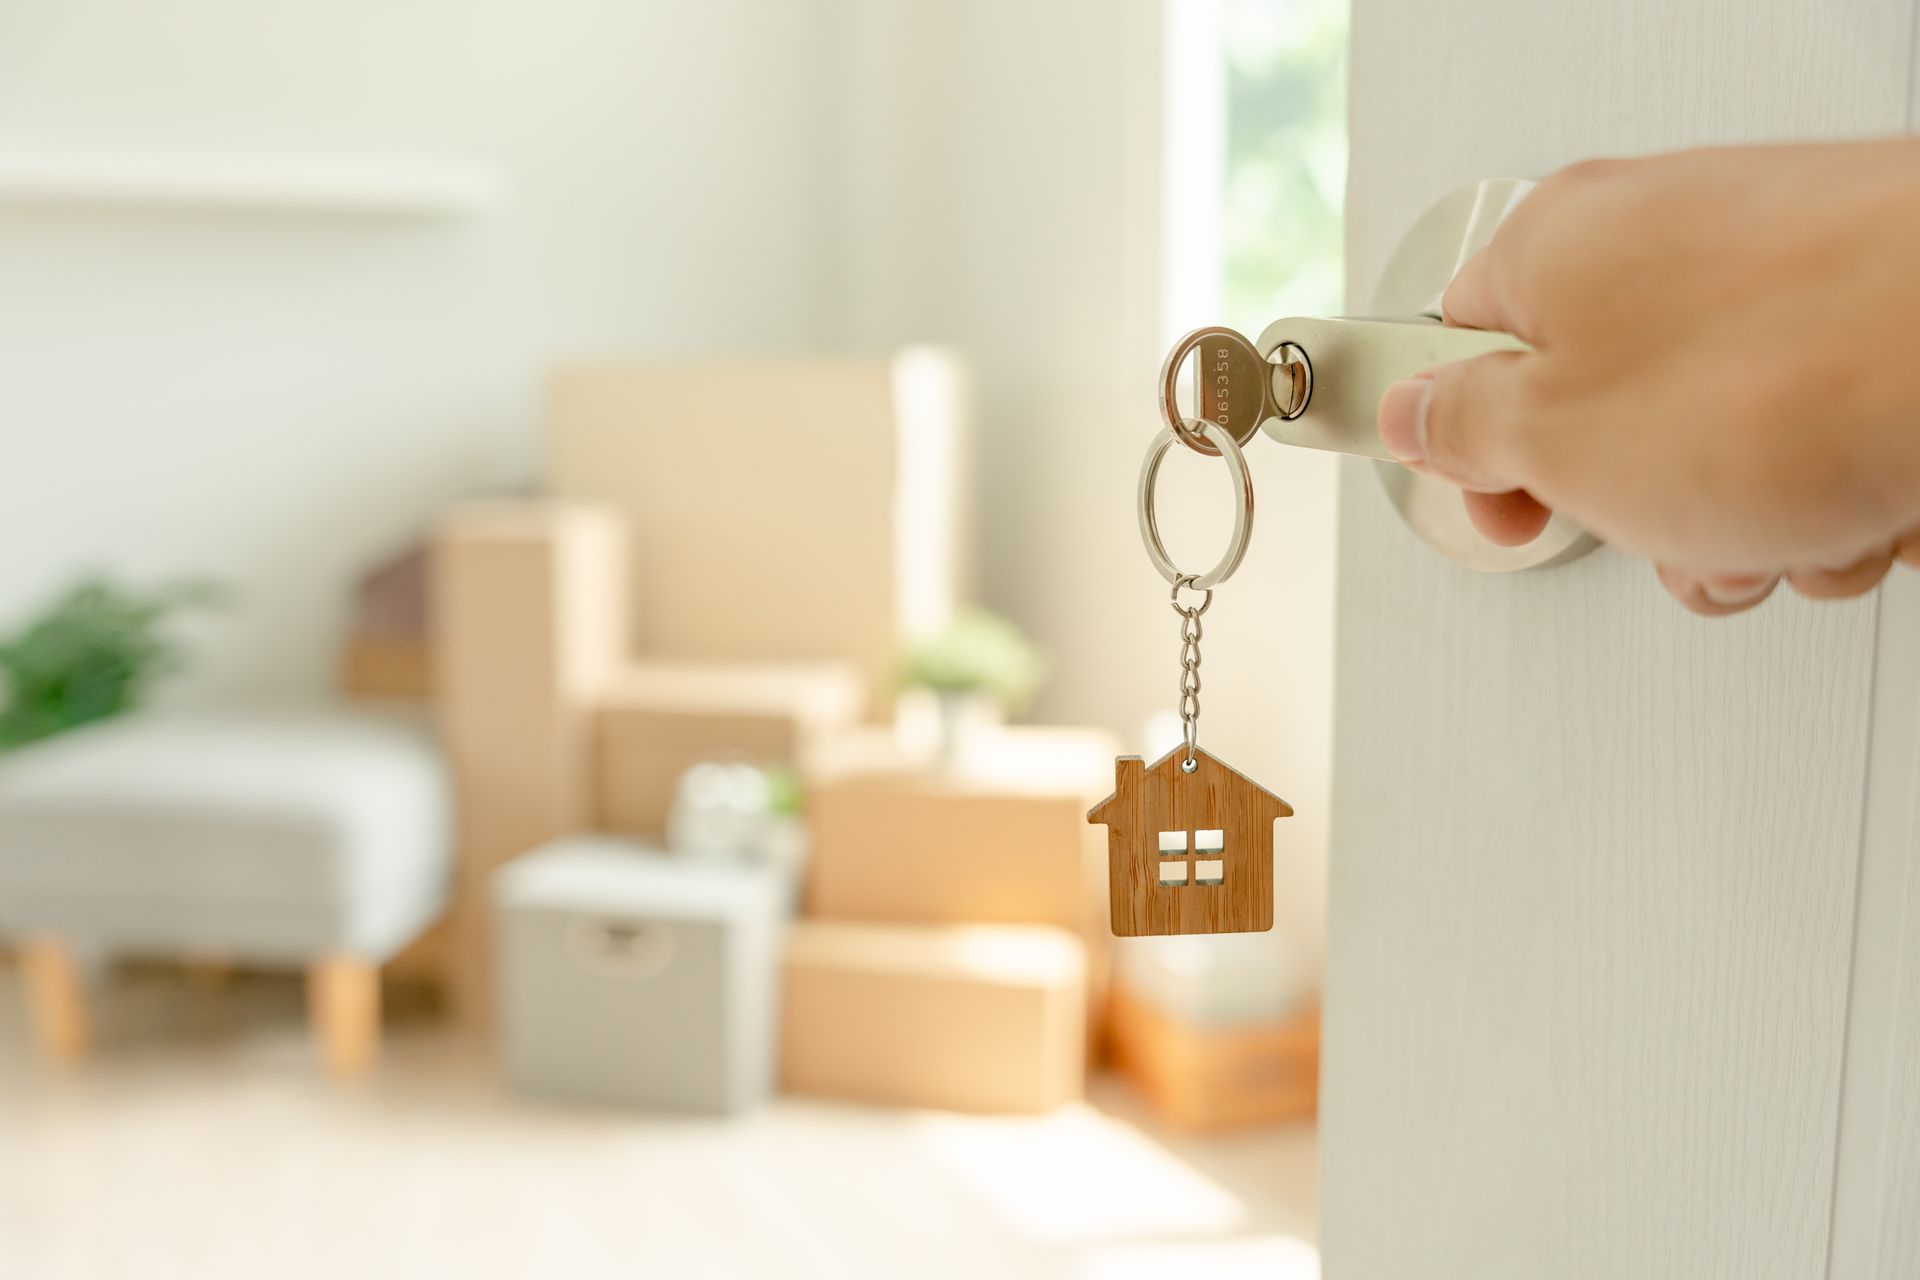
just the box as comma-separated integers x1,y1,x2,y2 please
1156,829,1226,887
1223,0,1348,331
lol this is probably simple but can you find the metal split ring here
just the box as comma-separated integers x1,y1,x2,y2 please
1136,418,1254,590
1169,575,1213,617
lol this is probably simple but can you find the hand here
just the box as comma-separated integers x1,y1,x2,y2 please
1375,140,1920,615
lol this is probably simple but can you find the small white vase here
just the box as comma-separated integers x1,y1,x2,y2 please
933,690,1002,770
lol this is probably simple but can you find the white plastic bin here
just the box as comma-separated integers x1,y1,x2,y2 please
494,837,784,1112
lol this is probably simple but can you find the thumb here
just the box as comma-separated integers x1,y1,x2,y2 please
1377,350,1533,493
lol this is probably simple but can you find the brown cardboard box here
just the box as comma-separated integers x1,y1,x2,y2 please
339,634,432,700
339,545,432,700
1107,985,1320,1129
546,353,972,709
594,661,865,838
432,500,628,1024
780,920,1086,1113
803,725,1117,933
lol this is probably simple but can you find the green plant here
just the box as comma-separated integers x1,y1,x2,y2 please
0,577,219,752
901,608,1044,715
763,762,803,817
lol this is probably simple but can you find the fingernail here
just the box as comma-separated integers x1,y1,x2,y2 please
1378,377,1433,465
1702,574,1776,605
1658,568,1703,603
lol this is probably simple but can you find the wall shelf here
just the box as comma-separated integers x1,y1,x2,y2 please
0,149,504,218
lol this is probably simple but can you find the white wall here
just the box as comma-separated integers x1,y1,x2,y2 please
0,0,839,697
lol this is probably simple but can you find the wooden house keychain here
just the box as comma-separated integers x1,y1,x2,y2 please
1089,328,1298,937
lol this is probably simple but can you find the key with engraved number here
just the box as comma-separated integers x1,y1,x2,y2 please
1158,326,1305,457
1159,318,1529,460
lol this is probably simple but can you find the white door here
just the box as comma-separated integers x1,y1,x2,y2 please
1325,4,1920,1277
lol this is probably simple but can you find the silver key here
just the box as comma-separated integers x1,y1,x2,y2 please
1158,326,1310,457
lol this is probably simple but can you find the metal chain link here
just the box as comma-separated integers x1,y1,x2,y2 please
1170,575,1213,772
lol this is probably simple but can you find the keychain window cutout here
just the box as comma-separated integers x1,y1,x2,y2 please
1157,830,1228,887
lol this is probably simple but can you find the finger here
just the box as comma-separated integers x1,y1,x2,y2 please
1657,565,1777,617
1897,530,1920,570
1463,489,1553,546
1696,572,1780,609
1378,351,1535,493
1440,247,1504,331
1786,546,1895,600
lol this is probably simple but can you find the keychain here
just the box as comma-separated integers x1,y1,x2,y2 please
1088,328,1298,938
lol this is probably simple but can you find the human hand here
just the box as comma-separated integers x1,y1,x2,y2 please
1375,140,1920,615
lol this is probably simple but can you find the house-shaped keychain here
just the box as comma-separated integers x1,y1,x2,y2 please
1088,745,1292,936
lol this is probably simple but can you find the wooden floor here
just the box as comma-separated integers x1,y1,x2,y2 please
0,964,1319,1280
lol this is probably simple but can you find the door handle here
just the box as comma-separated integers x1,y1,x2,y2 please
1161,178,1594,572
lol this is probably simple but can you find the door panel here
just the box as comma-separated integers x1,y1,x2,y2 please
1860,54,1920,1278
1831,574,1920,1278
1328,4,1915,1277
1889,42,1920,1280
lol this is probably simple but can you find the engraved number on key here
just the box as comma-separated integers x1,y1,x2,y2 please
1159,326,1311,457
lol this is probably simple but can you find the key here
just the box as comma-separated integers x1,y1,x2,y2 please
1161,318,1529,461
1159,326,1309,456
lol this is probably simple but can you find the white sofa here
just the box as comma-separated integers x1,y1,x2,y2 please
0,707,450,1075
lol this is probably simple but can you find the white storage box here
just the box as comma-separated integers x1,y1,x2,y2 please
494,837,785,1112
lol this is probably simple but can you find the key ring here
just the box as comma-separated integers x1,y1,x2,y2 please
1136,418,1254,590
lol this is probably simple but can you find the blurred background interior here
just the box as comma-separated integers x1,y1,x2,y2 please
0,2,1346,1276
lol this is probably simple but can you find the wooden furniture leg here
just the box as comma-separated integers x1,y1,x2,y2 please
19,934,90,1066
308,954,381,1079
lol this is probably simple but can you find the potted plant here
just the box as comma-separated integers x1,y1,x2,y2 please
0,577,218,753
900,608,1044,766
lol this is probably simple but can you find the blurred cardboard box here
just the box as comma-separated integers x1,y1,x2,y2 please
594,661,864,839
339,544,434,701
546,351,972,710
433,500,629,1024
1108,984,1319,1129
780,920,1085,1113
340,635,432,701
803,725,1116,933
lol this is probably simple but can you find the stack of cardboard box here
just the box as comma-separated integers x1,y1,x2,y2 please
430,354,1186,1118
434,352,969,1028
780,726,1116,1113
